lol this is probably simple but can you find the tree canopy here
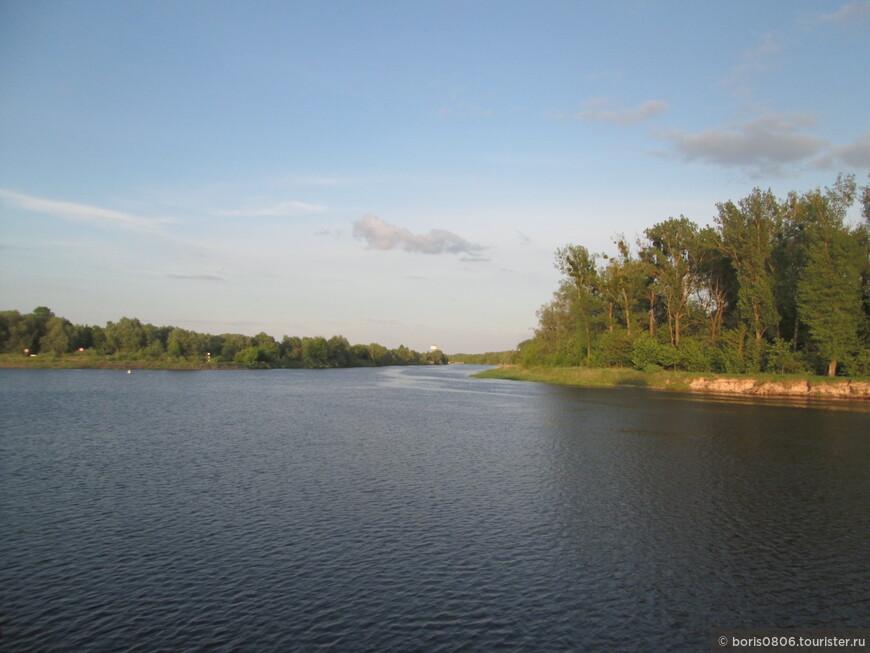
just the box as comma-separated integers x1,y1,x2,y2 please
0,309,448,369
519,174,870,377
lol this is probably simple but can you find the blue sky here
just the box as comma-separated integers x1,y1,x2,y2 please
1,1,868,352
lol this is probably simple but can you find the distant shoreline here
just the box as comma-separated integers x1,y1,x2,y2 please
473,366,870,403
0,358,241,370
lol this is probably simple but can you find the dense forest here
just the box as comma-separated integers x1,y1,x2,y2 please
0,307,448,369
461,174,870,377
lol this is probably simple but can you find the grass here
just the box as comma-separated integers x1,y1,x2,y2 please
473,365,869,394
475,365,651,387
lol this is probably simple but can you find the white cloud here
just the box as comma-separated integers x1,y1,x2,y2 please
813,1,870,26
657,113,827,174
218,201,326,217
0,189,166,232
575,98,669,125
352,214,485,257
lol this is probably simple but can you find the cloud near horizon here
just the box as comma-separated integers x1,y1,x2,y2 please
352,214,485,257
217,201,326,217
166,273,224,282
576,98,669,125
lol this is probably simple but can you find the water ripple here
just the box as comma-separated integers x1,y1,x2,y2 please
1,367,867,651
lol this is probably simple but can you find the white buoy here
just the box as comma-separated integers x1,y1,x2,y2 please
126,369,132,374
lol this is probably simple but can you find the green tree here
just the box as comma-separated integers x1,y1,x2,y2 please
554,244,603,365
39,316,74,355
253,332,280,360
795,176,864,376
350,344,372,365
234,346,269,368
694,227,737,344
302,336,329,368
368,342,390,366
643,217,700,347
281,336,303,361
219,333,254,361
166,327,207,359
327,335,351,367
103,317,147,354
716,188,781,367
0,310,29,353
599,237,647,335
426,348,448,365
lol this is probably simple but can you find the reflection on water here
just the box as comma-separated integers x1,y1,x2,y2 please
0,367,867,652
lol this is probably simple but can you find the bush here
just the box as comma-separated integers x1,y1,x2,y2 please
841,348,870,377
630,334,660,370
713,328,747,374
657,343,680,370
598,329,634,367
678,337,713,372
233,346,270,369
764,338,808,374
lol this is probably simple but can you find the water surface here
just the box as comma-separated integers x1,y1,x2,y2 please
1,366,867,651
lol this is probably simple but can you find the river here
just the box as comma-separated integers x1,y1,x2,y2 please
0,366,867,651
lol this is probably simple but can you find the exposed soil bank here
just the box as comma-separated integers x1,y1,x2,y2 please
474,366,870,402
685,376,870,399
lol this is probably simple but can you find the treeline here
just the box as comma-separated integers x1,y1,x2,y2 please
519,174,870,377
0,307,449,368
449,351,520,365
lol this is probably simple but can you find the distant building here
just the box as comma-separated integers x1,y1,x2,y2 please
430,345,439,351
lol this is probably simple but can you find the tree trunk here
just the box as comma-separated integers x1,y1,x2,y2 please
792,318,799,353
828,359,837,377
585,325,592,365
621,288,632,334
648,288,656,335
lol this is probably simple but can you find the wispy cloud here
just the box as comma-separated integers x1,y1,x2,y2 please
812,1,870,26
218,201,326,217
722,33,782,96
0,189,167,232
431,81,493,120
166,273,224,282
657,113,827,175
574,97,668,125
352,214,485,257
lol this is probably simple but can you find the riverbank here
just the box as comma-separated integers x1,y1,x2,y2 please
0,354,242,370
473,366,870,401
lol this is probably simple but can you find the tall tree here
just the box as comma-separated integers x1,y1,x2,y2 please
554,244,602,365
599,237,647,335
716,189,781,366
694,227,737,344
643,217,699,347
795,175,863,376
39,316,75,355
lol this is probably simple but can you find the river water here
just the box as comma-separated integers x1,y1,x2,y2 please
1,366,868,651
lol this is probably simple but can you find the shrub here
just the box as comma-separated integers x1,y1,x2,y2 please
631,334,660,370
599,329,634,367
677,337,713,372
764,338,809,374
